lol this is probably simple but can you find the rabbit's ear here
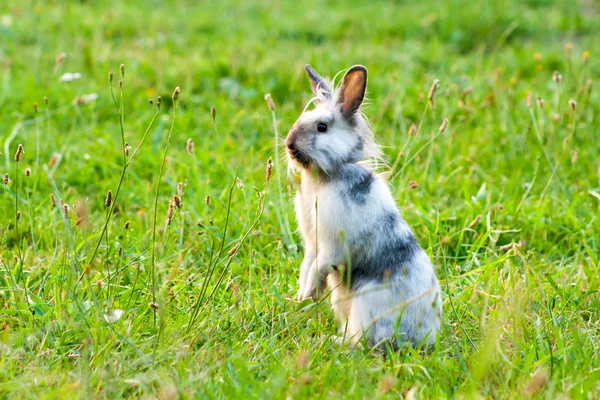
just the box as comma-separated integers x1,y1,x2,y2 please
338,65,367,120
305,64,331,99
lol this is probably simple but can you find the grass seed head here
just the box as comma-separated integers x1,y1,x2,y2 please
409,180,419,189
461,87,473,98
439,118,449,133
499,242,516,251
124,142,131,156
408,123,417,136
157,96,162,109
16,211,21,221
571,151,578,163
109,71,114,84
186,138,194,154
105,190,113,208
468,215,481,229
172,86,180,101
124,221,130,230
44,96,48,105
264,93,276,111
266,158,273,182
228,243,241,257
568,99,577,111
211,106,216,123
62,204,69,219
173,195,182,209
428,79,440,107
236,177,244,189
526,91,532,108
15,144,23,162
149,302,158,311
205,195,210,205
428,79,440,99
177,182,183,196
3,173,9,185
25,168,31,177
119,63,125,79
552,71,562,83
536,97,544,109
50,193,56,207
33,102,38,113
166,200,175,224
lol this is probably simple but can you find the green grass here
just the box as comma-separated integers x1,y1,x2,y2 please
1,0,599,398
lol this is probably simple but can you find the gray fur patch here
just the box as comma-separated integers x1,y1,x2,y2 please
346,212,420,288
337,164,373,205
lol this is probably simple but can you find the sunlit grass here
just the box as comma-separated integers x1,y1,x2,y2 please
0,0,599,398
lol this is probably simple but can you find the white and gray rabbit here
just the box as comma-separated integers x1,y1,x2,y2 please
286,64,442,349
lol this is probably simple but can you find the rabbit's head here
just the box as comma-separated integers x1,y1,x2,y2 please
286,64,380,176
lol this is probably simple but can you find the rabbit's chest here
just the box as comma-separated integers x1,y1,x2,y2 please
297,183,369,245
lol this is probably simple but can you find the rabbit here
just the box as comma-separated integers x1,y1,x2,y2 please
286,64,442,349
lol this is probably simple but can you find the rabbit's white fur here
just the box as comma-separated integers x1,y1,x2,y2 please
286,65,442,349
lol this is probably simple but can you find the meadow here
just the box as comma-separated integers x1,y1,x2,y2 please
0,0,599,398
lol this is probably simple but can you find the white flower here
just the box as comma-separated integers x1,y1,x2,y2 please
72,93,98,105
59,72,82,82
103,309,123,323
81,93,98,102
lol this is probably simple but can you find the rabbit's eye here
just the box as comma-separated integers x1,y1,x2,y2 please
317,123,328,133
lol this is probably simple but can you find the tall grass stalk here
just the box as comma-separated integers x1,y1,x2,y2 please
528,107,554,169
265,95,295,247
188,159,272,333
24,171,37,257
14,147,22,280
1,250,24,320
186,173,237,333
150,86,180,327
390,80,439,174
188,170,269,335
13,145,33,317
84,68,160,279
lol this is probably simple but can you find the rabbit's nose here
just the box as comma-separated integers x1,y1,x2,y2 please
286,127,299,151
286,139,295,151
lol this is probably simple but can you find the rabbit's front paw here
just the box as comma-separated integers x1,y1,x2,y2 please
301,285,317,301
298,274,317,301
297,274,307,301
301,274,320,301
